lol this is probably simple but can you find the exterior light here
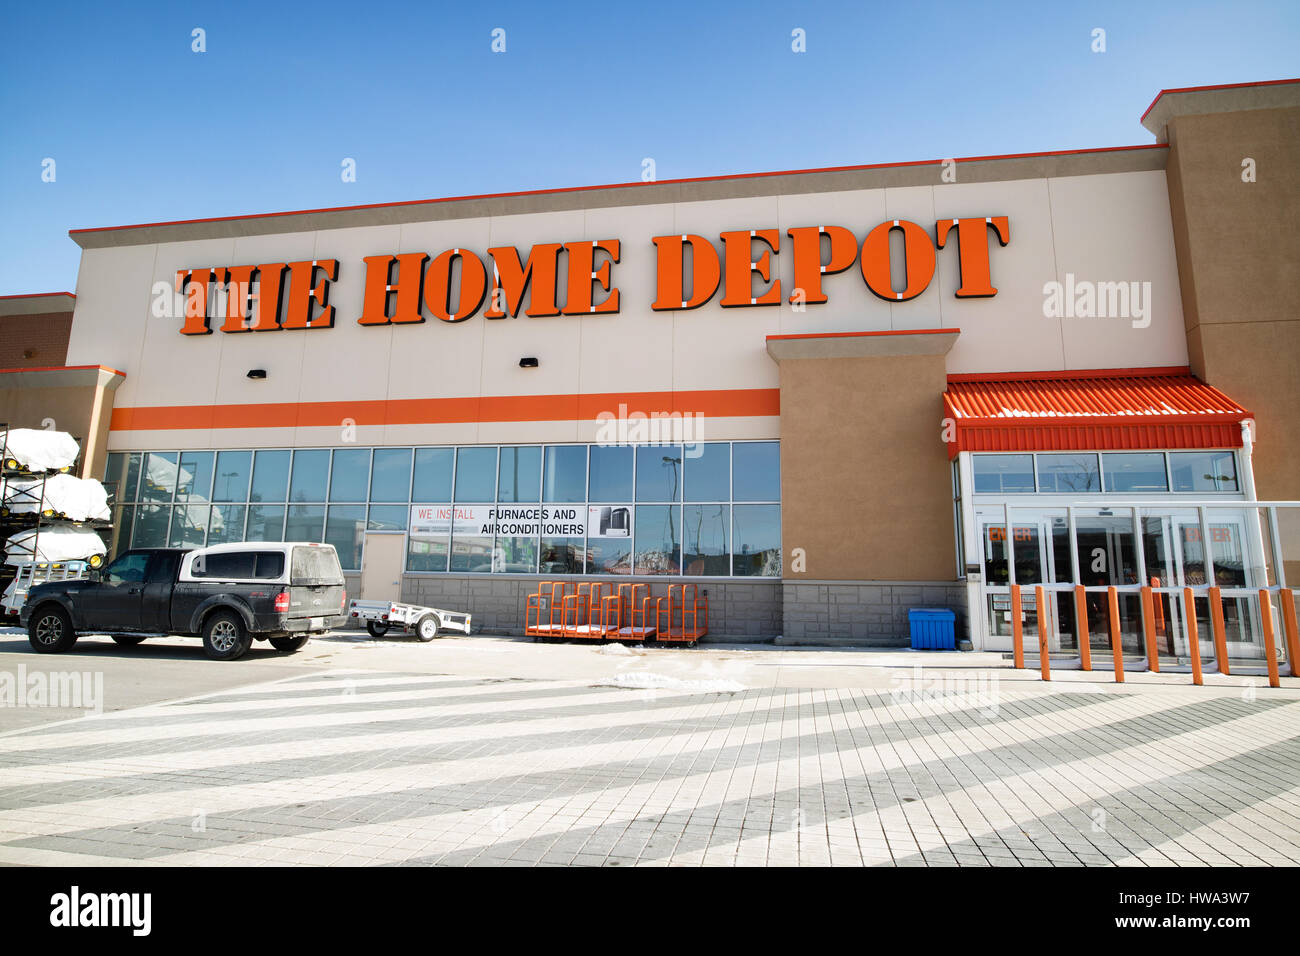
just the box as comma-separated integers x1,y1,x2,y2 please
519,357,538,368
247,369,267,379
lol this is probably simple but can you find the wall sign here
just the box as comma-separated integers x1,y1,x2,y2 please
172,217,1009,336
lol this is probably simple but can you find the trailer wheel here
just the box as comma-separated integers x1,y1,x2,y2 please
366,621,390,638
415,614,439,642
269,636,309,653
28,605,76,654
202,611,252,661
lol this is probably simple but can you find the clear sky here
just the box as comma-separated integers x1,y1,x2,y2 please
1,0,1296,295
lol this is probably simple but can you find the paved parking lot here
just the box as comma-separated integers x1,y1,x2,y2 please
1,630,1299,866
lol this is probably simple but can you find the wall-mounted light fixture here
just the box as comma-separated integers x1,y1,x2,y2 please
519,357,539,368
247,369,267,379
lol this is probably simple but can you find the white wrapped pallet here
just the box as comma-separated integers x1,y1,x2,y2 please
5,526,107,566
0,474,111,521
0,428,80,472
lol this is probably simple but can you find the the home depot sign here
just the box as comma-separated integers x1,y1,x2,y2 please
171,217,1009,335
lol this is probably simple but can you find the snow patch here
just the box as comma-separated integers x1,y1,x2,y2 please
596,643,640,656
594,672,744,693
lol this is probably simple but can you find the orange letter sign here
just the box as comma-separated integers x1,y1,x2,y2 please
935,216,1010,297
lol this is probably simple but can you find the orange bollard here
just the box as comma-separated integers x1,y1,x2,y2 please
1035,585,1051,681
1280,589,1300,679
1074,585,1092,671
1011,586,1024,669
1140,585,1160,673
1183,587,1203,686
1259,589,1281,688
1151,576,1166,638
1107,587,1125,683
1208,586,1230,676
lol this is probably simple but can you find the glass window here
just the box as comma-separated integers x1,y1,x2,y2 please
539,536,584,574
497,446,542,502
454,447,497,502
1036,453,1100,493
367,505,408,531
370,448,412,502
285,504,325,542
123,452,143,503
450,532,495,572
972,454,1036,493
131,504,172,547
634,504,680,574
207,504,247,546
495,536,538,573
585,537,630,575
112,504,135,558
683,504,729,575
213,450,252,502
733,442,780,501
250,450,290,502
103,453,128,503
407,533,448,572
175,451,214,502
289,450,329,502
637,446,684,502
140,452,178,502
329,448,370,502
685,443,730,502
1103,453,1169,492
104,551,150,585
169,504,209,548
543,445,586,502
192,551,284,580
1170,451,1238,492
246,505,286,541
325,505,365,571
412,448,453,501
588,445,633,502
733,504,781,576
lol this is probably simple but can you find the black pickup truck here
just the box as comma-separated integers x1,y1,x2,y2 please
21,542,348,660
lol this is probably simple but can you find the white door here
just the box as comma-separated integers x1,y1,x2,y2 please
360,533,405,602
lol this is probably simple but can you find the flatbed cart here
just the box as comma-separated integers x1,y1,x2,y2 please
348,599,472,642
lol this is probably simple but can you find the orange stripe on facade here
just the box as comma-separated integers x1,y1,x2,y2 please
109,388,781,432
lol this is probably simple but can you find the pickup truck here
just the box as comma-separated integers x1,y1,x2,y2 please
21,541,348,661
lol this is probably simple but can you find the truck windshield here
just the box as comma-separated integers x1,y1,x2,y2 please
290,546,344,586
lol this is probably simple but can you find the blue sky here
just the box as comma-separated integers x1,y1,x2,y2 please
1,0,1296,295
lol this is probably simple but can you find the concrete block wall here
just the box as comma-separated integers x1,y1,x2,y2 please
780,581,968,647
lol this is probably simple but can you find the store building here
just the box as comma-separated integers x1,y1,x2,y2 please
3,78,1296,649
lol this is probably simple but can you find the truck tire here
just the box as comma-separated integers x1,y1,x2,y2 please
111,635,147,647
28,605,76,654
366,621,390,638
202,610,253,661
269,636,309,653
414,614,439,642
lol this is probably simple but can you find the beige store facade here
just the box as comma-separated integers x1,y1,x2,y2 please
9,78,1293,648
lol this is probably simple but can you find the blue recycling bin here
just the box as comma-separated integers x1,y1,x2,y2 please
909,608,956,650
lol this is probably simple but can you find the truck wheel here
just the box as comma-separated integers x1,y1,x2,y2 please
269,636,309,653
414,614,439,642
202,611,253,661
366,621,390,638
28,606,76,654
111,635,147,647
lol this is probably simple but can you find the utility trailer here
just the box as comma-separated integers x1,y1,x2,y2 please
347,599,472,642
2,559,95,619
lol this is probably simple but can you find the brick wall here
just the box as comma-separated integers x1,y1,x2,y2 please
0,311,73,368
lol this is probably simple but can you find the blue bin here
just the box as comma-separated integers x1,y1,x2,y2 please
909,608,956,650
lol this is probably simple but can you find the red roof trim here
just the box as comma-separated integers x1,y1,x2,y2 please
947,366,1192,383
0,292,75,301
68,144,1167,237
0,363,125,378
768,328,954,342
1140,77,1300,122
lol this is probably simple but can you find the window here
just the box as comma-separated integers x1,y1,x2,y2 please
325,505,365,570
367,505,408,531
543,445,586,502
207,504,247,545
290,450,329,502
370,448,412,502
169,504,209,548
291,546,344,585
1103,453,1168,492
683,504,729,575
247,505,286,541
140,452,178,502
635,505,680,574
251,450,290,502
213,450,252,502
732,442,780,501
636,445,684,501
104,551,150,585
1170,451,1238,492
176,452,214,502
192,550,284,580
588,445,632,501
286,504,325,542
329,448,370,502
412,448,453,501
973,454,1035,493
1036,454,1100,493
131,504,171,547
685,443,729,502
733,504,781,576
498,447,541,502
454,446,497,501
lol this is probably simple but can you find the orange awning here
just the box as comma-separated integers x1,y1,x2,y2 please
943,366,1251,459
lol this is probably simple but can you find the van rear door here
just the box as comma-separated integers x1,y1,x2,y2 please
287,545,346,626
